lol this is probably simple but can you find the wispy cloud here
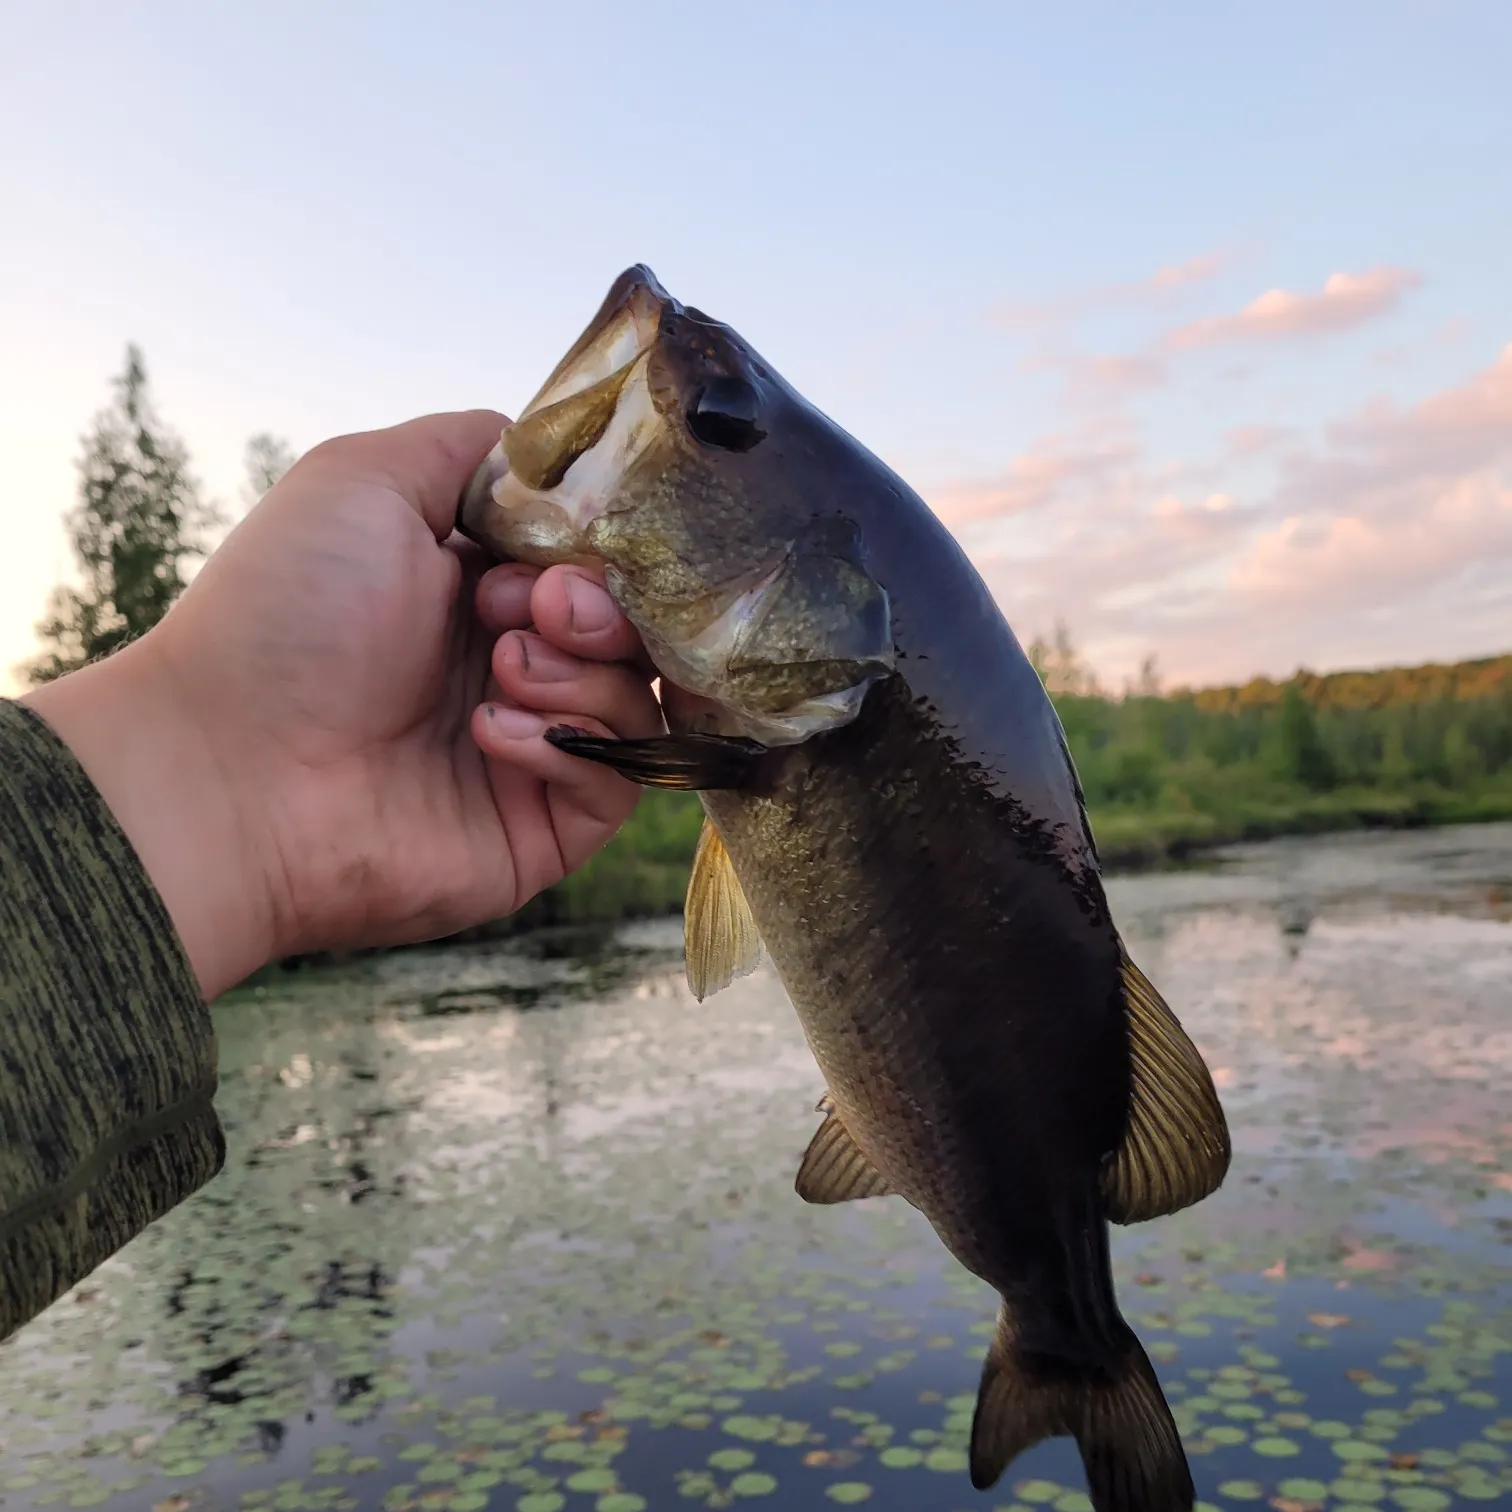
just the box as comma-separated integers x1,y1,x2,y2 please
1144,252,1230,294
928,434,1139,525
1165,268,1421,351
1063,352,1168,400
1229,343,1512,609
1225,424,1289,458
993,249,1233,331
923,341,1512,684
1229,477,1512,607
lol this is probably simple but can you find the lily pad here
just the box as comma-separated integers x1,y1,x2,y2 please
730,1472,778,1497
1252,1436,1301,1457
708,1449,756,1471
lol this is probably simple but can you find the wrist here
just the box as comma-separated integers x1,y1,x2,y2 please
21,637,279,1000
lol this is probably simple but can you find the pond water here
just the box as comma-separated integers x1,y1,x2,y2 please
2,824,1510,1512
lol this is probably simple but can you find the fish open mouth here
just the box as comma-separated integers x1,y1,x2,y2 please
520,265,671,418
457,267,673,559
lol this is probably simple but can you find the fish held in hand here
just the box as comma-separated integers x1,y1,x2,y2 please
458,266,1231,1512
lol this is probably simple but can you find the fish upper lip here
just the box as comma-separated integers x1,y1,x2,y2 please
519,265,674,421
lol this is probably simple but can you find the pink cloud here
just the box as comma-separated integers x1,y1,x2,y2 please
1226,424,1288,457
927,435,1138,524
993,249,1233,330
1165,268,1421,350
1145,252,1230,293
1064,353,1168,398
1223,342,1512,620
1230,476,1512,606
1319,342,1512,484
922,342,1512,685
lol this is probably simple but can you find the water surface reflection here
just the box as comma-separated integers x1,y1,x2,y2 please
2,824,1509,1511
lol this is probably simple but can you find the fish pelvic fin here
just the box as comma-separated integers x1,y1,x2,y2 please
1101,949,1232,1226
794,1105,898,1204
684,817,762,1001
543,728,776,791
971,1304,1193,1512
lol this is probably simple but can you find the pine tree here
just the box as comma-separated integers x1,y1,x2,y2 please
25,346,221,685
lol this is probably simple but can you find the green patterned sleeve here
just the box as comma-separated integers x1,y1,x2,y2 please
0,697,225,1341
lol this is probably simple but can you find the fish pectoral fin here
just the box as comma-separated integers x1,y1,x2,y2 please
684,818,762,1001
544,727,774,791
1101,950,1233,1225
794,1108,898,1204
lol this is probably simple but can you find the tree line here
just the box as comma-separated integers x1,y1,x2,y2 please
22,346,294,685
24,346,1512,944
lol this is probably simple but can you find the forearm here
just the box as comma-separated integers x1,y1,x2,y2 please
0,693,226,1341
20,640,278,1000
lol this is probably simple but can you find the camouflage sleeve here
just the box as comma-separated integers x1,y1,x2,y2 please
0,697,225,1341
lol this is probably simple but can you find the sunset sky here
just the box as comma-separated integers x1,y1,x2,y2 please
3,1,1509,694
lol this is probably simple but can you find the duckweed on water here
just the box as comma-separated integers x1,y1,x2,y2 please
2,828,1511,1510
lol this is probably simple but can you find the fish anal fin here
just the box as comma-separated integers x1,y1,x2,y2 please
684,817,762,1001
544,726,774,791
970,1304,1194,1510
1101,950,1232,1225
794,1107,897,1204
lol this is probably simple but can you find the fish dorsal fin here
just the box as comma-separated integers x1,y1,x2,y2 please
684,817,762,1002
1101,950,1232,1225
795,1105,898,1204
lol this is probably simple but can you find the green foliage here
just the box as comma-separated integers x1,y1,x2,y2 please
1273,680,1336,791
530,790,706,923
1053,643,1512,864
532,639,1512,925
24,345,222,684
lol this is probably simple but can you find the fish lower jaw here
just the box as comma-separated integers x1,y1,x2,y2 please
457,442,582,564
458,355,660,564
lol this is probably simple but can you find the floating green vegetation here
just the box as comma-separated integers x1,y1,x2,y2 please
3,829,1511,1510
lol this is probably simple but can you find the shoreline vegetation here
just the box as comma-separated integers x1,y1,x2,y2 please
18,348,1511,973
270,644,1512,972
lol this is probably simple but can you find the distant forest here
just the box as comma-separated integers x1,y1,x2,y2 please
30,346,1511,958
507,644,1512,936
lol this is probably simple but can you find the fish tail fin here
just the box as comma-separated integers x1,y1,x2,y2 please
970,1305,1193,1512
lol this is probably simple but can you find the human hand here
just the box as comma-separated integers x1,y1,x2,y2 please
23,411,663,1000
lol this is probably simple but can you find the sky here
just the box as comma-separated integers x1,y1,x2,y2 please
2,0,1510,694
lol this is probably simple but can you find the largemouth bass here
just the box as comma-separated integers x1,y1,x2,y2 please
458,267,1231,1512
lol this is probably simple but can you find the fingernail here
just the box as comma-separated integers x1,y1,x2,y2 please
510,631,575,682
484,703,545,738
564,571,617,633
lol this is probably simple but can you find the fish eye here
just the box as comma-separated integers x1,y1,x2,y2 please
688,377,766,452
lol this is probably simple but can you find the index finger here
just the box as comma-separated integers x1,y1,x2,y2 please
531,565,652,669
